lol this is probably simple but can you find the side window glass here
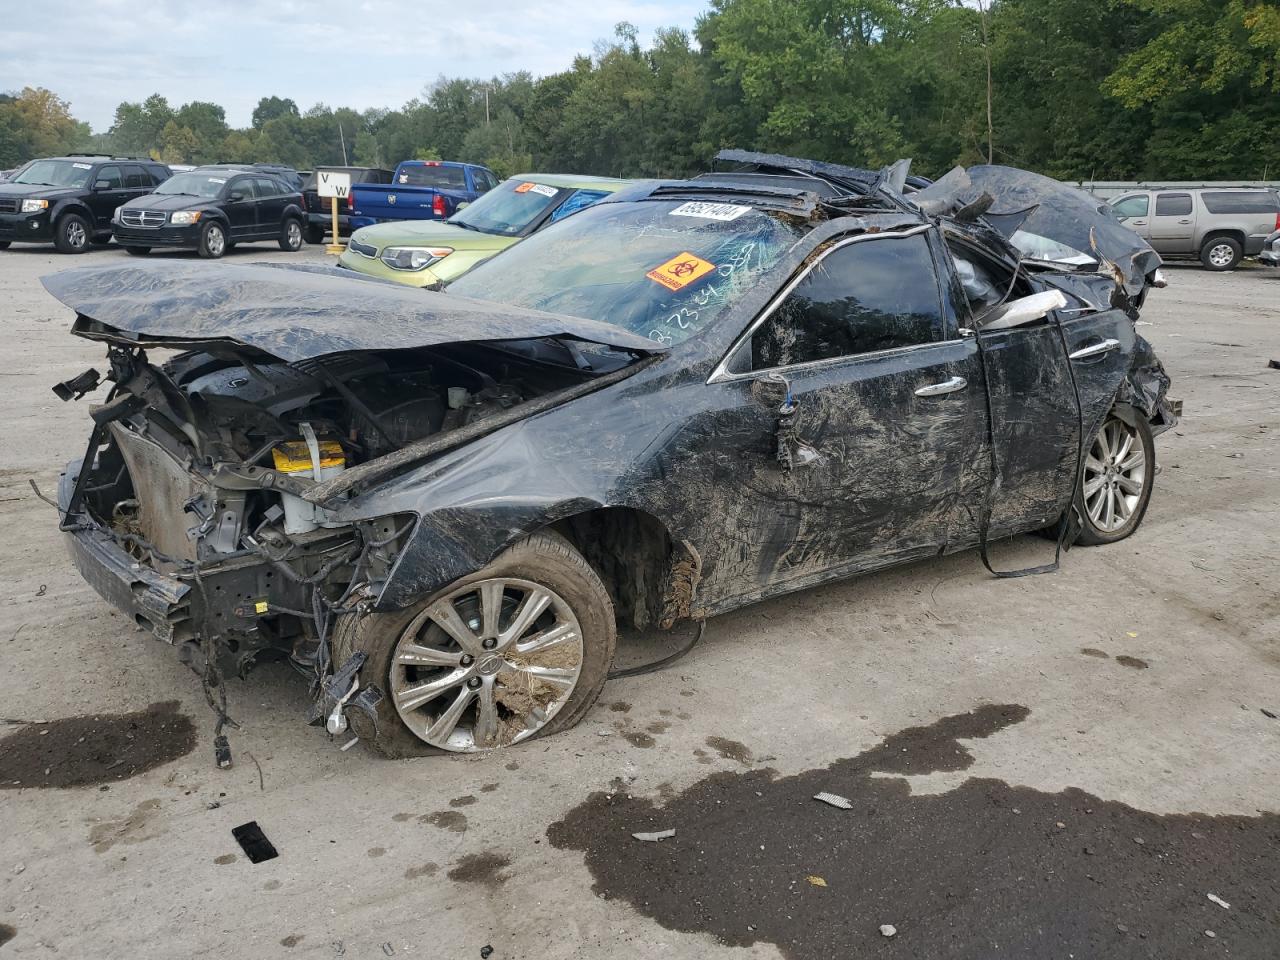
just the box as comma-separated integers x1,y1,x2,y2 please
550,189,608,223
228,179,250,200
96,165,123,189
123,165,146,188
1155,193,1192,217
255,178,278,198
1112,195,1148,219
149,167,169,186
751,234,945,370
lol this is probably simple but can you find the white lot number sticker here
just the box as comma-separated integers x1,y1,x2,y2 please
669,201,751,221
528,183,558,198
209,177,226,184
73,162,92,169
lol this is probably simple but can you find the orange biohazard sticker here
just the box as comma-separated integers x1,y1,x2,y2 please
646,252,716,292
514,181,536,193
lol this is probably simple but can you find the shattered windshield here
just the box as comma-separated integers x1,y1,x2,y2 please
449,198,803,346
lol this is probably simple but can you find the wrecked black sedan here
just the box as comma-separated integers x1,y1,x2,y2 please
45,152,1176,757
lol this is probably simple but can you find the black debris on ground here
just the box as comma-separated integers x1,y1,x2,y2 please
0,700,196,789
549,704,1280,960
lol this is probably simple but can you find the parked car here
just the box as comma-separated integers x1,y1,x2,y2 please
302,166,393,243
202,162,305,193
111,166,306,258
0,155,171,253
1258,229,1279,267
338,174,630,287
45,153,1175,757
347,160,497,226
1110,187,1280,270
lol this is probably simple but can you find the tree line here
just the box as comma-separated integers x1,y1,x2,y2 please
3,0,1279,182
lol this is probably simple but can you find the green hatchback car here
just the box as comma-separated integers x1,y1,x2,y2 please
337,173,630,287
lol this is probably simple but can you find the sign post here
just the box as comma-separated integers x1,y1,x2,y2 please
317,171,352,255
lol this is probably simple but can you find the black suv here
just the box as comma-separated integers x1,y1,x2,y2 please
112,166,307,259
302,166,393,242
0,155,171,253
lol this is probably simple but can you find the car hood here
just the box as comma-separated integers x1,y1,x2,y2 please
40,261,666,360
914,165,1161,294
122,193,219,212
354,220,512,253
0,182,80,200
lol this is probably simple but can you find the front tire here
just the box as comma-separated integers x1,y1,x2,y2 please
198,221,227,259
331,531,616,757
54,214,91,254
279,217,303,252
1201,236,1241,271
1075,413,1155,545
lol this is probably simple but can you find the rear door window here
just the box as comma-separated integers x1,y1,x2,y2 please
751,233,946,370
123,165,147,188
253,178,280,198
1200,191,1280,214
1154,193,1192,216
397,164,467,188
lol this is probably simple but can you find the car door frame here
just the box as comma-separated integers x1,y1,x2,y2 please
691,223,993,606
1149,191,1196,253
87,163,127,233
1111,193,1151,243
221,176,258,241
251,177,287,238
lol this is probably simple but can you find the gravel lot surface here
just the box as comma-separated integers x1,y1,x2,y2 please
0,244,1276,958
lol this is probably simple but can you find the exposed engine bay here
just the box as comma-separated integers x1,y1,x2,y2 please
63,338,606,687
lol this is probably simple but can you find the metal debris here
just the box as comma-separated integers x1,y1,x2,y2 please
631,829,676,842
814,791,853,809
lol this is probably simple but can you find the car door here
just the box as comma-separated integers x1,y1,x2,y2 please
1111,193,1150,241
1148,191,1195,253
222,177,257,239
691,228,991,603
87,164,126,232
122,165,151,206
252,178,287,237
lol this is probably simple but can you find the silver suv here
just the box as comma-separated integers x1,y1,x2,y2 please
1110,188,1280,271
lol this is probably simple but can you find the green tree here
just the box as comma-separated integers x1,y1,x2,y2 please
252,96,300,129
0,87,90,166
108,94,173,157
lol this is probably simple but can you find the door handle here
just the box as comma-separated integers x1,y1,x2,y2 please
1068,338,1120,360
1132,220,1147,226
1177,219,1192,224
914,376,967,397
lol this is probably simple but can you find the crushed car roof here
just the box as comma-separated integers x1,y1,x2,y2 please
41,261,667,362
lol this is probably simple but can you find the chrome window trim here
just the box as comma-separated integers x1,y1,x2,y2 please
707,223,941,384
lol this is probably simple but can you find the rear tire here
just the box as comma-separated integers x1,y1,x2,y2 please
1200,236,1241,271
54,213,91,254
330,530,616,758
279,217,303,252
305,224,326,245
1075,413,1155,545
198,221,226,259
125,246,150,256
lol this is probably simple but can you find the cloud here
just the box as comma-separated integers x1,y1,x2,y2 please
0,0,705,130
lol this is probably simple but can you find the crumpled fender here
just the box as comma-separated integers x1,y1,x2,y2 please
1117,333,1177,434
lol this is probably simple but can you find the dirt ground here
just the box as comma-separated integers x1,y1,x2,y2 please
0,243,1276,959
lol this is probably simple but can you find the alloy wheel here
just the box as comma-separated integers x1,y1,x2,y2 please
286,220,301,249
207,226,225,256
389,577,585,752
1082,416,1147,533
1208,243,1234,268
66,219,87,249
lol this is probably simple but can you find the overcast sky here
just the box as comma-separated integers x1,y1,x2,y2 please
2,0,705,132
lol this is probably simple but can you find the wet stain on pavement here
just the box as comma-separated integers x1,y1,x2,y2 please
420,811,467,833
609,702,632,713
447,852,511,888
88,798,166,854
404,862,439,880
213,854,236,865
450,795,478,807
367,847,386,858
706,736,753,765
647,721,672,735
392,813,412,822
0,701,196,789
622,731,655,749
1081,647,1110,658
1116,655,1149,670
480,783,499,793
280,934,304,948
549,704,1280,959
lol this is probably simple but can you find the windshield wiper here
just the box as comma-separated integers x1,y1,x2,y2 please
447,220,485,232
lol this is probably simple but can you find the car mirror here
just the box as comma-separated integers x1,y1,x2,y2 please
229,191,246,202
978,290,1068,331
93,180,111,191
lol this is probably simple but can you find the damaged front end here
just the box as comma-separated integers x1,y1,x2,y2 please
45,261,662,749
